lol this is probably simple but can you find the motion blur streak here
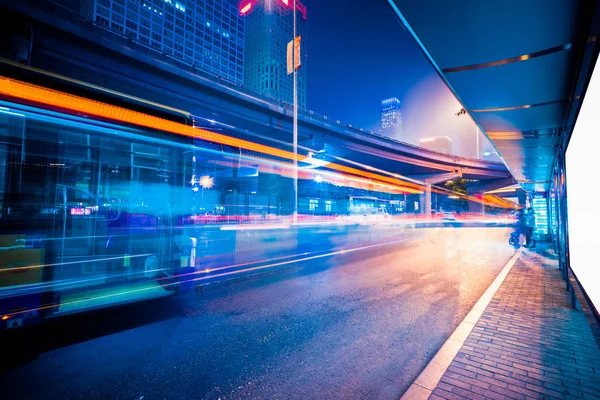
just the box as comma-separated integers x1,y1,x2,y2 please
0,77,425,193
1,236,416,319
184,236,419,284
0,77,520,208
0,265,171,297
0,254,151,273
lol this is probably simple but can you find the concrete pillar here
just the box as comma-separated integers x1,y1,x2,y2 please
469,197,485,214
467,192,485,214
425,184,432,216
419,184,432,216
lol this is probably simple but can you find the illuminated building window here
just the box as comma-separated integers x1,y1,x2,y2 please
81,0,244,85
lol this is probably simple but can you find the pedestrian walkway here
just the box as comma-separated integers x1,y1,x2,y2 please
404,245,600,400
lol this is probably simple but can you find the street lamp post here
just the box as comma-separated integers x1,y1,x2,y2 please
292,0,298,224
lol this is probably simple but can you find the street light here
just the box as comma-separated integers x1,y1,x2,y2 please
242,0,300,223
199,175,214,199
292,0,298,224
199,175,214,189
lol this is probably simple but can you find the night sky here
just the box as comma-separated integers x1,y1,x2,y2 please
299,0,491,156
223,0,439,133
302,0,436,131
225,0,485,154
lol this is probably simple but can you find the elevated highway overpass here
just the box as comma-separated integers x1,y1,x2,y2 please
1,1,513,191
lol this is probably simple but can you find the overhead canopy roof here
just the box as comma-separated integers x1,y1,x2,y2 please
388,0,600,191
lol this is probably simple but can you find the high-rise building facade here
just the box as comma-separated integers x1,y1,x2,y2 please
241,0,307,109
381,97,402,140
80,0,245,85
419,136,453,154
458,127,486,159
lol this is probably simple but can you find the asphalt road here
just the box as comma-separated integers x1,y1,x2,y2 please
1,227,515,400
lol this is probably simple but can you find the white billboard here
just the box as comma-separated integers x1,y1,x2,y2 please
566,58,600,312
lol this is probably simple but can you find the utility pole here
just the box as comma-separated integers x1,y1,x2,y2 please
476,125,480,159
292,0,298,224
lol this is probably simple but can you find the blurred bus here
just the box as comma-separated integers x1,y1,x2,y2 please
0,71,198,329
0,69,425,330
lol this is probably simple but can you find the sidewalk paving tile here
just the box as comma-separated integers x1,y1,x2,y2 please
428,248,600,400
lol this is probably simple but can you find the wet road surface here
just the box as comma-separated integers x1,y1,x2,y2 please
1,227,515,400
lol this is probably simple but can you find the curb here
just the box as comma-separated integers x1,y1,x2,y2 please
401,247,524,399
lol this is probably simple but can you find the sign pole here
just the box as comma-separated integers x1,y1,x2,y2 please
292,0,298,224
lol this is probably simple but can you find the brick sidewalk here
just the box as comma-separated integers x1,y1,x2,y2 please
429,247,600,400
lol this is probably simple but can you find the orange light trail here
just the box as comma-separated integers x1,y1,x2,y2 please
0,77,423,193
211,157,420,194
0,77,515,208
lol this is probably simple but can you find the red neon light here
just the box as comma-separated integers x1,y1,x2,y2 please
240,2,252,14
272,0,307,19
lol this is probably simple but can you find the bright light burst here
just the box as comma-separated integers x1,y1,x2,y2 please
199,175,214,189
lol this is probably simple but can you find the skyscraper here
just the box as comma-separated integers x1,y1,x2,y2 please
381,97,403,140
80,0,245,85
458,127,486,159
241,0,307,109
